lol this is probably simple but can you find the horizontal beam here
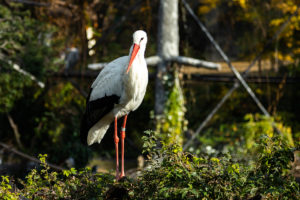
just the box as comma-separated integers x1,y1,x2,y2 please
51,71,299,84
88,55,221,70
185,74,299,84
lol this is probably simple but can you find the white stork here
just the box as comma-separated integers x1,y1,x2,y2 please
81,30,148,179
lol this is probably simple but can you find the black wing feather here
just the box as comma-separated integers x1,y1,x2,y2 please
80,89,120,144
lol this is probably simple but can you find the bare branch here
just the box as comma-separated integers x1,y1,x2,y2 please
6,113,23,149
88,63,107,70
0,41,8,49
171,56,221,70
146,56,162,66
88,55,220,70
11,62,45,88
0,142,65,171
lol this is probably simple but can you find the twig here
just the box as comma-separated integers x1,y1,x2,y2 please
0,41,8,49
0,142,65,171
10,62,45,88
6,113,24,149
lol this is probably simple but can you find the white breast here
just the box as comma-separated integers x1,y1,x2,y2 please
114,58,148,118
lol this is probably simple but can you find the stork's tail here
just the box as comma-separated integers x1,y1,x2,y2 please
86,116,112,145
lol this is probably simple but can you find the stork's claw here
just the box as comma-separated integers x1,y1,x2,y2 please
119,173,125,179
118,175,128,182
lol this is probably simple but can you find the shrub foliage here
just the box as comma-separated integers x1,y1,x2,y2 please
1,131,299,199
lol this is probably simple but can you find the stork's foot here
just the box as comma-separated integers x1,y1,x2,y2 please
115,173,125,181
119,172,125,179
118,175,129,183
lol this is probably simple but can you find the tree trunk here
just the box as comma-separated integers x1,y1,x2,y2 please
155,0,186,146
155,0,179,115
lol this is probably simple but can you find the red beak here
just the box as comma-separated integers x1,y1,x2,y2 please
127,44,140,73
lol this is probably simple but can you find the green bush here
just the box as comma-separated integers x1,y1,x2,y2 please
1,154,114,199
193,113,295,160
0,131,298,199
132,131,299,199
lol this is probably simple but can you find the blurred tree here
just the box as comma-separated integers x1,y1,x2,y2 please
0,3,89,167
155,0,185,146
1,0,299,171
196,0,300,63
0,3,55,120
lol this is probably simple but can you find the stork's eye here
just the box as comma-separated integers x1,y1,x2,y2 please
140,37,144,41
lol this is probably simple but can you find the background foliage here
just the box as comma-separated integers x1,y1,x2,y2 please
0,0,299,198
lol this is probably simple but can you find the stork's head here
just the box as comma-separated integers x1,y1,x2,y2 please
127,30,148,73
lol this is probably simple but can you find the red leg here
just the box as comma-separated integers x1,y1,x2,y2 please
114,117,119,180
120,115,128,178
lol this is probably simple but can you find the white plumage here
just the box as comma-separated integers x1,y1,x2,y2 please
81,30,148,146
